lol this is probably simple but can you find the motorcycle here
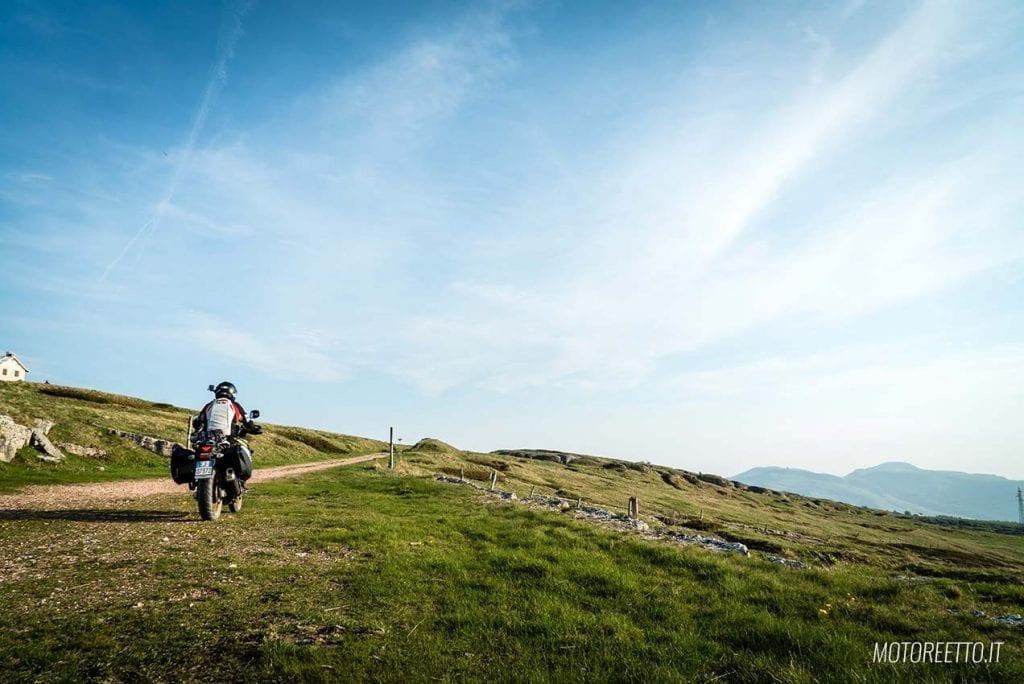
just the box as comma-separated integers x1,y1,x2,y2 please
171,406,261,521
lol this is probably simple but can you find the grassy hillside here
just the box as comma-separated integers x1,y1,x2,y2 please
0,381,387,491
1,384,1022,680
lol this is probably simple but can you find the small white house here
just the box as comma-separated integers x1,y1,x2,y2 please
0,352,28,382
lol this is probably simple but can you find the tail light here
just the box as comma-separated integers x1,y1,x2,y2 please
197,443,214,459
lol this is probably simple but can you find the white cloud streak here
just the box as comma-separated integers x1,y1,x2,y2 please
393,0,1024,394
180,312,347,383
100,0,254,282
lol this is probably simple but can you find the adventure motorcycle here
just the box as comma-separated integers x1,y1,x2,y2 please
171,405,261,521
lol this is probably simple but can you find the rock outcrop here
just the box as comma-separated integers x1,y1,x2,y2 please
0,415,33,463
0,414,65,462
30,428,64,462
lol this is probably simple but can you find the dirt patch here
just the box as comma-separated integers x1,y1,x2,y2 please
0,453,387,511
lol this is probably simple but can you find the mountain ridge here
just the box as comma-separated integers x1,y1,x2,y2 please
734,461,1023,522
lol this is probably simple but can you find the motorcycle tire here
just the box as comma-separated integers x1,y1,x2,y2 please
228,496,243,513
197,478,222,521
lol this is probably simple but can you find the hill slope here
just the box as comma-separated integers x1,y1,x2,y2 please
2,383,1023,680
0,381,387,491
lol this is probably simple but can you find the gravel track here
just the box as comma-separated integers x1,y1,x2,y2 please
0,453,388,511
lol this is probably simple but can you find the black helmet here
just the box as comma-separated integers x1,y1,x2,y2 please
213,381,237,400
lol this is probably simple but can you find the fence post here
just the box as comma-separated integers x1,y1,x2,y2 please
529,485,536,499
628,496,639,520
699,509,704,522
489,470,497,491
460,466,465,482
389,427,395,469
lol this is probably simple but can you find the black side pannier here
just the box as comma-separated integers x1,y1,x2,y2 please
170,445,195,484
225,444,253,481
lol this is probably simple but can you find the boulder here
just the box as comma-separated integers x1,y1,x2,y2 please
30,428,65,462
0,414,33,463
34,418,55,435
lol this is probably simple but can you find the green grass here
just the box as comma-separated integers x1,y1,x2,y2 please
1,466,1021,682
2,382,1022,681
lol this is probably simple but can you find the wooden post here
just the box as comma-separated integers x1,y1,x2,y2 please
628,496,639,520
489,470,497,491
699,509,704,522
389,427,395,469
529,485,536,498
460,466,465,481
576,497,582,508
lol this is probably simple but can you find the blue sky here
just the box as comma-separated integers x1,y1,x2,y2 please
2,0,1023,479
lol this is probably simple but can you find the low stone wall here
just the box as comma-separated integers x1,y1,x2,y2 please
56,442,108,459
434,474,753,558
98,426,182,458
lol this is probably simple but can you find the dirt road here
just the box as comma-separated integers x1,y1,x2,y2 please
0,453,388,510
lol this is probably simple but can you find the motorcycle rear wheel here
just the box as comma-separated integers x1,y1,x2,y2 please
197,478,222,521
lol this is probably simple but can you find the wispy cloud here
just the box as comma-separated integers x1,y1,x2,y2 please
318,5,516,150
3,0,1022,476
100,0,254,283
180,312,347,383
65,0,1024,402
391,0,1024,394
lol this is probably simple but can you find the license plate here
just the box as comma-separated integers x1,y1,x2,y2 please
194,461,214,479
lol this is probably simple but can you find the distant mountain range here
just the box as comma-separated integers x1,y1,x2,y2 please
732,462,1023,522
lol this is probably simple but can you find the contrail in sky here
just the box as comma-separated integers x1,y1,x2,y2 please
100,0,255,282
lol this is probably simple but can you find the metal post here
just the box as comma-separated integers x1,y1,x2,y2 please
389,427,395,469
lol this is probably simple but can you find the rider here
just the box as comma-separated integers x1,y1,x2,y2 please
192,381,261,485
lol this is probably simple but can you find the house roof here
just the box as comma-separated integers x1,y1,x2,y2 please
0,352,29,373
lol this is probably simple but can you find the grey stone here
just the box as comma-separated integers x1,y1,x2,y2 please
30,428,64,462
0,414,33,463
763,554,809,569
34,418,55,435
106,428,182,458
56,442,108,458
663,530,748,556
